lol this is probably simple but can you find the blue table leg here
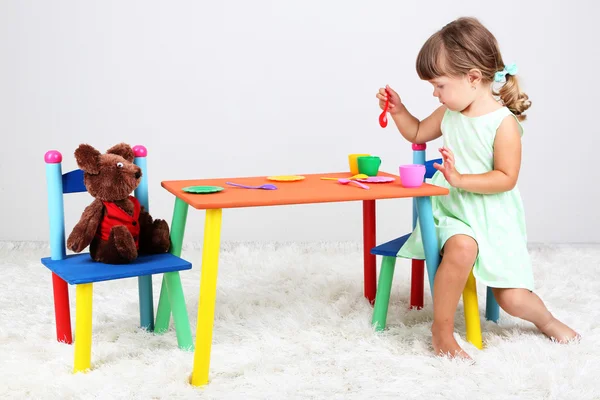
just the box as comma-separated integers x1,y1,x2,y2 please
416,196,440,298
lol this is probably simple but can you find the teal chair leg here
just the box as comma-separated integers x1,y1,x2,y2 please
134,153,155,332
372,256,396,331
415,196,440,297
485,286,500,322
138,276,154,331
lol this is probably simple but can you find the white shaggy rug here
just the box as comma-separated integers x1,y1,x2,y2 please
1,241,599,399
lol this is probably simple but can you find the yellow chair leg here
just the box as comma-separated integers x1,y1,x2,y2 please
463,270,482,350
73,283,93,373
190,208,223,387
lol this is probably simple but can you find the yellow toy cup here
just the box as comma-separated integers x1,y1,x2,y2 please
348,153,370,175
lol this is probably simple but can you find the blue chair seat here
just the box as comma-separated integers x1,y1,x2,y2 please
41,253,192,285
370,233,413,257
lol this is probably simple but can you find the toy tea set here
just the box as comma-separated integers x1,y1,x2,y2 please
181,153,426,194
182,100,426,194
341,154,426,189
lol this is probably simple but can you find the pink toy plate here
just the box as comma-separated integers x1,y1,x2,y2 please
357,176,395,183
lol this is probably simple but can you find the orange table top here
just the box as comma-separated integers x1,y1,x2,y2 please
161,171,449,210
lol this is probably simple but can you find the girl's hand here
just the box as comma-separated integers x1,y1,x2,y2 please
434,147,463,187
376,85,402,115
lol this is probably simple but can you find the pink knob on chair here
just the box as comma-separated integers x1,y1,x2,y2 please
44,150,62,163
412,143,426,151
133,145,147,158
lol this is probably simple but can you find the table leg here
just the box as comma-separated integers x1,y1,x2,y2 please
362,200,376,304
154,279,170,333
155,198,189,333
165,271,194,350
190,208,222,387
415,196,440,297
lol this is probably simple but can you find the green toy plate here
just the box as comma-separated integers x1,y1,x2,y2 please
182,185,224,194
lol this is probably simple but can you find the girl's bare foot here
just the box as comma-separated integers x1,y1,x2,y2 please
537,317,580,343
432,325,472,360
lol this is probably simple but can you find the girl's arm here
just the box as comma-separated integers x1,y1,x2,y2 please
436,116,522,194
391,104,446,144
376,86,444,144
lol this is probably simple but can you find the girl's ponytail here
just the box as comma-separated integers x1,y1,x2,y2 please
495,74,532,122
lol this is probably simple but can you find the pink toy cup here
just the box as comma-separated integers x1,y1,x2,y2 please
399,164,426,188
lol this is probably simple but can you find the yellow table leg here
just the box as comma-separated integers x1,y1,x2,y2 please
463,270,482,349
190,208,223,387
73,283,93,373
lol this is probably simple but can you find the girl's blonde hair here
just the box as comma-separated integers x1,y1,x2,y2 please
416,17,531,121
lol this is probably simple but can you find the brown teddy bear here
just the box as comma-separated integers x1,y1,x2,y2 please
66,143,171,264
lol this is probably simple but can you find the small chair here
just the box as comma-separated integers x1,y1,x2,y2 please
370,143,500,350
41,145,194,373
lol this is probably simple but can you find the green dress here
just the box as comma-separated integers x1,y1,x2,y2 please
397,106,535,291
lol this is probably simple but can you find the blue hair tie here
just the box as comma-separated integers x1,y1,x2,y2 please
494,63,518,82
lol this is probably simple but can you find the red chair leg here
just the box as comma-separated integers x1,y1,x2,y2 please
52,273,72,344
410,259,424,309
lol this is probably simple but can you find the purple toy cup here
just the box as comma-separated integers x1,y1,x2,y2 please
399,164,426,188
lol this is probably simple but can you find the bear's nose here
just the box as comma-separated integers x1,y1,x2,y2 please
135,170,141,179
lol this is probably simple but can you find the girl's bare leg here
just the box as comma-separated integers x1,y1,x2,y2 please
492,288,580,343
432,234,478,359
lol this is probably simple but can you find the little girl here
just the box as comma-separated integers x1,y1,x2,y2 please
376,17,579,359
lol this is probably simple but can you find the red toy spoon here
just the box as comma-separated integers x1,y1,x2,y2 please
379,88,390,128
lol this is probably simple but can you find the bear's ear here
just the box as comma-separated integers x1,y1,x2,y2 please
74,144,101,174
106,143,134,163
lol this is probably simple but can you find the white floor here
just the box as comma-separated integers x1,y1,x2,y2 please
1,241,599,399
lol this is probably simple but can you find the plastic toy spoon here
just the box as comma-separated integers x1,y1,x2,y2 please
225,182,278,190
379,88,390,128
338,179,370,189
320,174,368,181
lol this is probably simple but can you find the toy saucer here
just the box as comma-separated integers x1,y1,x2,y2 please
357,176,395,183
266,175,305,182
182,185,224,194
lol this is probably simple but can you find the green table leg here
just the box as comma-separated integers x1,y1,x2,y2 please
154,278,170,334
155,197,189,333
165,271,194,350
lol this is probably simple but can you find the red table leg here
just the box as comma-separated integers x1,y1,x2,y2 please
363,200,376,304
52,273,72,344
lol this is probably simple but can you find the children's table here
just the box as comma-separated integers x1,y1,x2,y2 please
159,171,448,386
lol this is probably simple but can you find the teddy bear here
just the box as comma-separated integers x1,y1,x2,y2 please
66,143,171,264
